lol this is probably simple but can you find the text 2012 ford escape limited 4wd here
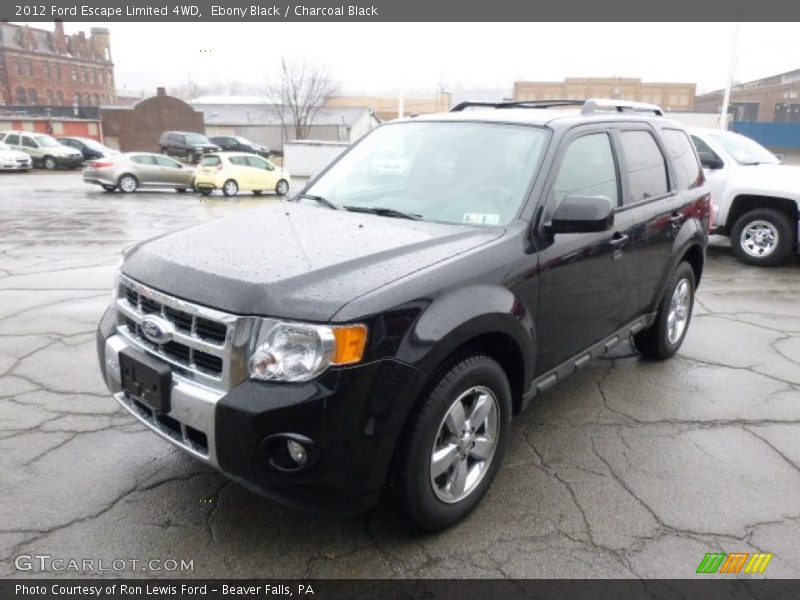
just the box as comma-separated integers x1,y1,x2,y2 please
97,99,709,530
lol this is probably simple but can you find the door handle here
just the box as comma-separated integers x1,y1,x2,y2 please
670,213,686,227
609,233,629,247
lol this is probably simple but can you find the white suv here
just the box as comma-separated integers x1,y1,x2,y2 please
690,127,799,266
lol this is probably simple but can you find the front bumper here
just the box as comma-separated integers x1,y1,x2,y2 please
97,307,427,513
0,159,32,170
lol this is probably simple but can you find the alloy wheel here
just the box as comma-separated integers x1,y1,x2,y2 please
667,278,691,345
430,386,499,504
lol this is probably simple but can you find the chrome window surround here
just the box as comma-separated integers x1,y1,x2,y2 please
115,273,257,392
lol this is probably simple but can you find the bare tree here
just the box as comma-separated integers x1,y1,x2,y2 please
265,58,338,141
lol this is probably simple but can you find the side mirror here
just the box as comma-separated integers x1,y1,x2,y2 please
545,195,614,235
698,152,724,170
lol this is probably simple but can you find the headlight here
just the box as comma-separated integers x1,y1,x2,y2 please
249,320,367,382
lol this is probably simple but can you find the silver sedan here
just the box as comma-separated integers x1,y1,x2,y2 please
82,152,195,193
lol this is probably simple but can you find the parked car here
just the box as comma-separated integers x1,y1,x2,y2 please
690,127,800,266
0,142,33,171
193,152,290,196
83,152,195,193
2,131,83,170
209,136,271,157
58,136,119,161
159,131,220,163
97,99,709,530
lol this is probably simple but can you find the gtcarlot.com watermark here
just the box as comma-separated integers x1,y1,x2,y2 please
15,554,194,573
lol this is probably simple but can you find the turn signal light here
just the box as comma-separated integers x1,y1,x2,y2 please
332,325,368,365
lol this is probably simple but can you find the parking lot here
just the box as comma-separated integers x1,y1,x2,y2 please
1,170,799,579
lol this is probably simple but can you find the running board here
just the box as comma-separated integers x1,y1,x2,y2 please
520,313,656,412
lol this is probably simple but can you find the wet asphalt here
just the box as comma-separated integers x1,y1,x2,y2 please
1,170,799,579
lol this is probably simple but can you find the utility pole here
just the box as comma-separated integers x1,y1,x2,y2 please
719,22,740,130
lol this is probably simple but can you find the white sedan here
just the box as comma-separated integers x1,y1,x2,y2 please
0,142,32,171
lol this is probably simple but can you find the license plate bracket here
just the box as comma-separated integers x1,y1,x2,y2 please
119,348,172,414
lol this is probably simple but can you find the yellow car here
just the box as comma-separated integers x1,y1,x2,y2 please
193,152,290,197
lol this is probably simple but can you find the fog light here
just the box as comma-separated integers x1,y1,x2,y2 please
286,439,307,466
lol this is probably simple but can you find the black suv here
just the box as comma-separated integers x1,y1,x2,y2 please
209,135,270,157
97,99,709,530
158,131,220,163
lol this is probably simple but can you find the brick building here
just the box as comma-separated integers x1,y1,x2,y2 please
0,22,115,108
513,77,696,111
102,88,204,151
694,68,800,123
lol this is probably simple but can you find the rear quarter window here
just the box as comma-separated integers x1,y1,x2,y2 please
662,129,703,190
199,156,221,167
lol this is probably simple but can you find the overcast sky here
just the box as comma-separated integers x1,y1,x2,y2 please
41,22,800,97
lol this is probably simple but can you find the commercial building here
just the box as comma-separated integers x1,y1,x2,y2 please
198,103,380,149
513,77,696,111
0,22,115,108
325,93,451,120
101,88,204,151
694,68,800,123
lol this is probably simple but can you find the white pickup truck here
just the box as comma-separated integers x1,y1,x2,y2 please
689,127,800,267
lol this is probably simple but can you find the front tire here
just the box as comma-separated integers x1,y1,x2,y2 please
186,151,196,164
101,185,116,192
730,208,793,267
389,355,511,531
222,179,238,197
634,262,695,360
275,179,289,196
43,156,57,170
117,174,138,194
199,188,212,196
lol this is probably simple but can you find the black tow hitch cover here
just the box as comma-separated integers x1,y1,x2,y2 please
119,347,172,414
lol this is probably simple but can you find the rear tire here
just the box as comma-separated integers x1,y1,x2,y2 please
187,151,196,164
175,187,187,193
101,185,116,192
222,179,238,197
389,354,511,531
730,208,793,267
199,189,212,196
633,262,695,360
117,174,138,194
43,156,57,170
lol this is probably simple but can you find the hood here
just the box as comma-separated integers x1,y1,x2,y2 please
53,145,83,157
122,202,503,321
0,149,30,161
742,163,800,183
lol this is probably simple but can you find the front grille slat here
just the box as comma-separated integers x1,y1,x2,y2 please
117,278,233,383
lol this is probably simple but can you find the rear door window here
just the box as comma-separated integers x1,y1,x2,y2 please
662,129,703,190
619,130,669,203
131,155,156,165
229,156,248,166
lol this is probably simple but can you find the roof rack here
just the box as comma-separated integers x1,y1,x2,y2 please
449,100,584,112
581,98,664,116
449,98,664,116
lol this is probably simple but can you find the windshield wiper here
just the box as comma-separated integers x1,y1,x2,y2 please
342,205,422,220
294,193,339,210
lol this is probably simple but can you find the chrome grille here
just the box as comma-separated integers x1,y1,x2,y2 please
115,274,248,391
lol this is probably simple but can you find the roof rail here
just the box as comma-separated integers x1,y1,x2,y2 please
450,100,584,112
581,98,664,116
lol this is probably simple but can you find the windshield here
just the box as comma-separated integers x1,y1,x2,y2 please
709,131,779,165
304,121,548,226
186,133,210,144
34,135,61,148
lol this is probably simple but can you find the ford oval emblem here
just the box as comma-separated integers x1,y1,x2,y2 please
140,315,174,344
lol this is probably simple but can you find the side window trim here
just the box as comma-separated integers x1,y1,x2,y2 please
614,125,675,209
542,127,623,223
